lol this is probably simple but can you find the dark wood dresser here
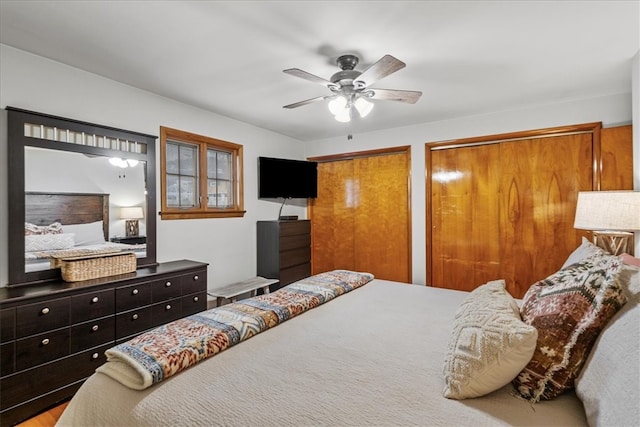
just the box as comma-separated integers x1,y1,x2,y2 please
0,260,208,426
257,220,311,291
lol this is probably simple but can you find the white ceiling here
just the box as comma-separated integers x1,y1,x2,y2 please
1,1,638,142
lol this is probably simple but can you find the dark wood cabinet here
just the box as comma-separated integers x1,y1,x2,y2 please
257,220,311,291
0,260,207,426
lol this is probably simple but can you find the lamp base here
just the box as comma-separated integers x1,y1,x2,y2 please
592,231,634,256
125,219,139,237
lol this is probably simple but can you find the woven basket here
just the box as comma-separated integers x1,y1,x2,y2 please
49,248,126,269
59,252,137,282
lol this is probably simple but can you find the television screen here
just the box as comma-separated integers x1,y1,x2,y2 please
258,157,318,199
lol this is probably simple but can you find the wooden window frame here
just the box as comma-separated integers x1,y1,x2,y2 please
160,126,245,219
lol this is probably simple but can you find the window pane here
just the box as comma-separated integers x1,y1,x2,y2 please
216,180,233,207
207,179,217,207
217,151,232,180
166,143,180,174
167,174,179,207
207,149,217,178
179,177,197,207
180,144,198,176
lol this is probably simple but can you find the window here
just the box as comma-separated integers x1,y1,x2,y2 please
160,126,244,219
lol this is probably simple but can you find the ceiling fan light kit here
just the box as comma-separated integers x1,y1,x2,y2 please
283,53,422,125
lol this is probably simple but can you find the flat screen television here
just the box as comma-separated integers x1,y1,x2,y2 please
258,156,318,199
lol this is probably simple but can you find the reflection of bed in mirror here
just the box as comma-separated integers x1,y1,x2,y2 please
24,192,147,273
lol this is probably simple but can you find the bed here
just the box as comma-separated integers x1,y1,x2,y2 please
56,244,639,426
24,192,146,272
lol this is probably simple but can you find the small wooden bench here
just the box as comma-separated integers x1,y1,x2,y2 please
207,276,279,307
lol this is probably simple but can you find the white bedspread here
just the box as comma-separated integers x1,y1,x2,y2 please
57,279,586,426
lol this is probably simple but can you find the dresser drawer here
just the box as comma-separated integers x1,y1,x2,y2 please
181,270,207,295
152,298,183,326
280,220,310,237
280,247,311,269
151,277,182,302
279,263,311,287
181,292,207,316
1,343,109,411
279,233,311,251
116,281,152,312
16,328,70,371
1,341,15,376
116,306,153,340
1,308,15,341
16,297,70,338
71,289,115,323
70,316,115,353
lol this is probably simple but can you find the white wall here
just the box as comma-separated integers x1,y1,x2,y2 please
304,92,635,285
0,44,307,289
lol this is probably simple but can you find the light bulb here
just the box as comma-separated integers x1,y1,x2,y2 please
354,97,374,118
334,108,351,123
328,96,347,115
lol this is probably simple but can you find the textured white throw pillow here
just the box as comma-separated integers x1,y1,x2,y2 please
25,233,75,252
443,280,538,399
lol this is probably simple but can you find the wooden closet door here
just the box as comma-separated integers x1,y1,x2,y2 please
353,153,411,282
499,134,592,298
310,150,411,282
430,144,502,291
310,160,356,274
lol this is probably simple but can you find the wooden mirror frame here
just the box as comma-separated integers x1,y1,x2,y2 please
6,107,157,285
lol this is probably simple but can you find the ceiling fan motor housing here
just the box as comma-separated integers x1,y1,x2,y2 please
330,54,363,88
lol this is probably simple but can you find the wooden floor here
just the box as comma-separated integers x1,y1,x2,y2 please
16,402,68,427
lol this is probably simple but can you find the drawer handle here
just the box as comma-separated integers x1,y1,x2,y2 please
165,304,172,311
41,307,50,315
91,296,99,303
92,325,99,332
165,281,172,287
193,296,199,302
92,352,99,360
193,275,199,281
41,338,50,346
132,314,139,320
132,289,139,295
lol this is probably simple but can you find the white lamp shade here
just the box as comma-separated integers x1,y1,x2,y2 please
328,96,347,115
574,191,640,231
354,97,373,118
120,206,144,220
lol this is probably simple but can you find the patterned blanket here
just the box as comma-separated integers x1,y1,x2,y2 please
96,270,374,390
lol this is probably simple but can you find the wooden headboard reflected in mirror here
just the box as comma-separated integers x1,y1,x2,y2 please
7,107,157,285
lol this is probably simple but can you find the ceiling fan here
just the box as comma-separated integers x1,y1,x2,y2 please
283,54,422,123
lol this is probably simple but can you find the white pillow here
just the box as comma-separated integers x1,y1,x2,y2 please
25,233,75,252
575,265,639,426
443,280,538,399
62,221,106,246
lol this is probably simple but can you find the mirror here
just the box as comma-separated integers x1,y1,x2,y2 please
7,107,157,285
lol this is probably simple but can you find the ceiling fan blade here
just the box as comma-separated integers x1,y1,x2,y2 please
356,55,406,87
283,68,336,89
283,95,332,109
369,89,422,104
